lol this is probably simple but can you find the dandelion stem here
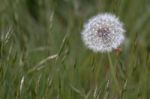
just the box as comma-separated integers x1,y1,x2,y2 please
107,53,121,92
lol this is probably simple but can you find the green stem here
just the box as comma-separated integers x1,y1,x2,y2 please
107,53,121,92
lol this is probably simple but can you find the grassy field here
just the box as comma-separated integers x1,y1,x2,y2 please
0,0,150,99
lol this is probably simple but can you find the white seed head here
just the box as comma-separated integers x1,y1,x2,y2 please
81,13,125,52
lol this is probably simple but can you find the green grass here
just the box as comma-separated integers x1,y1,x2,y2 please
0,0,150,99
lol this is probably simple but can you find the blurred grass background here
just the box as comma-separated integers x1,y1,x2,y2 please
0,0,150,99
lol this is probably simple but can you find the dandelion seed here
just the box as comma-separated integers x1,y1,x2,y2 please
81,13,125,52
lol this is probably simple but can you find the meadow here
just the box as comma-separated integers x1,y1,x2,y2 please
0,0,150,99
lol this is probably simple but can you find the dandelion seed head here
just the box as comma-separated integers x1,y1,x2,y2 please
81,13,125,52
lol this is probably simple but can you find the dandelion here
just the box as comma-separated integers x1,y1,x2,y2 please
81,13,125,52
